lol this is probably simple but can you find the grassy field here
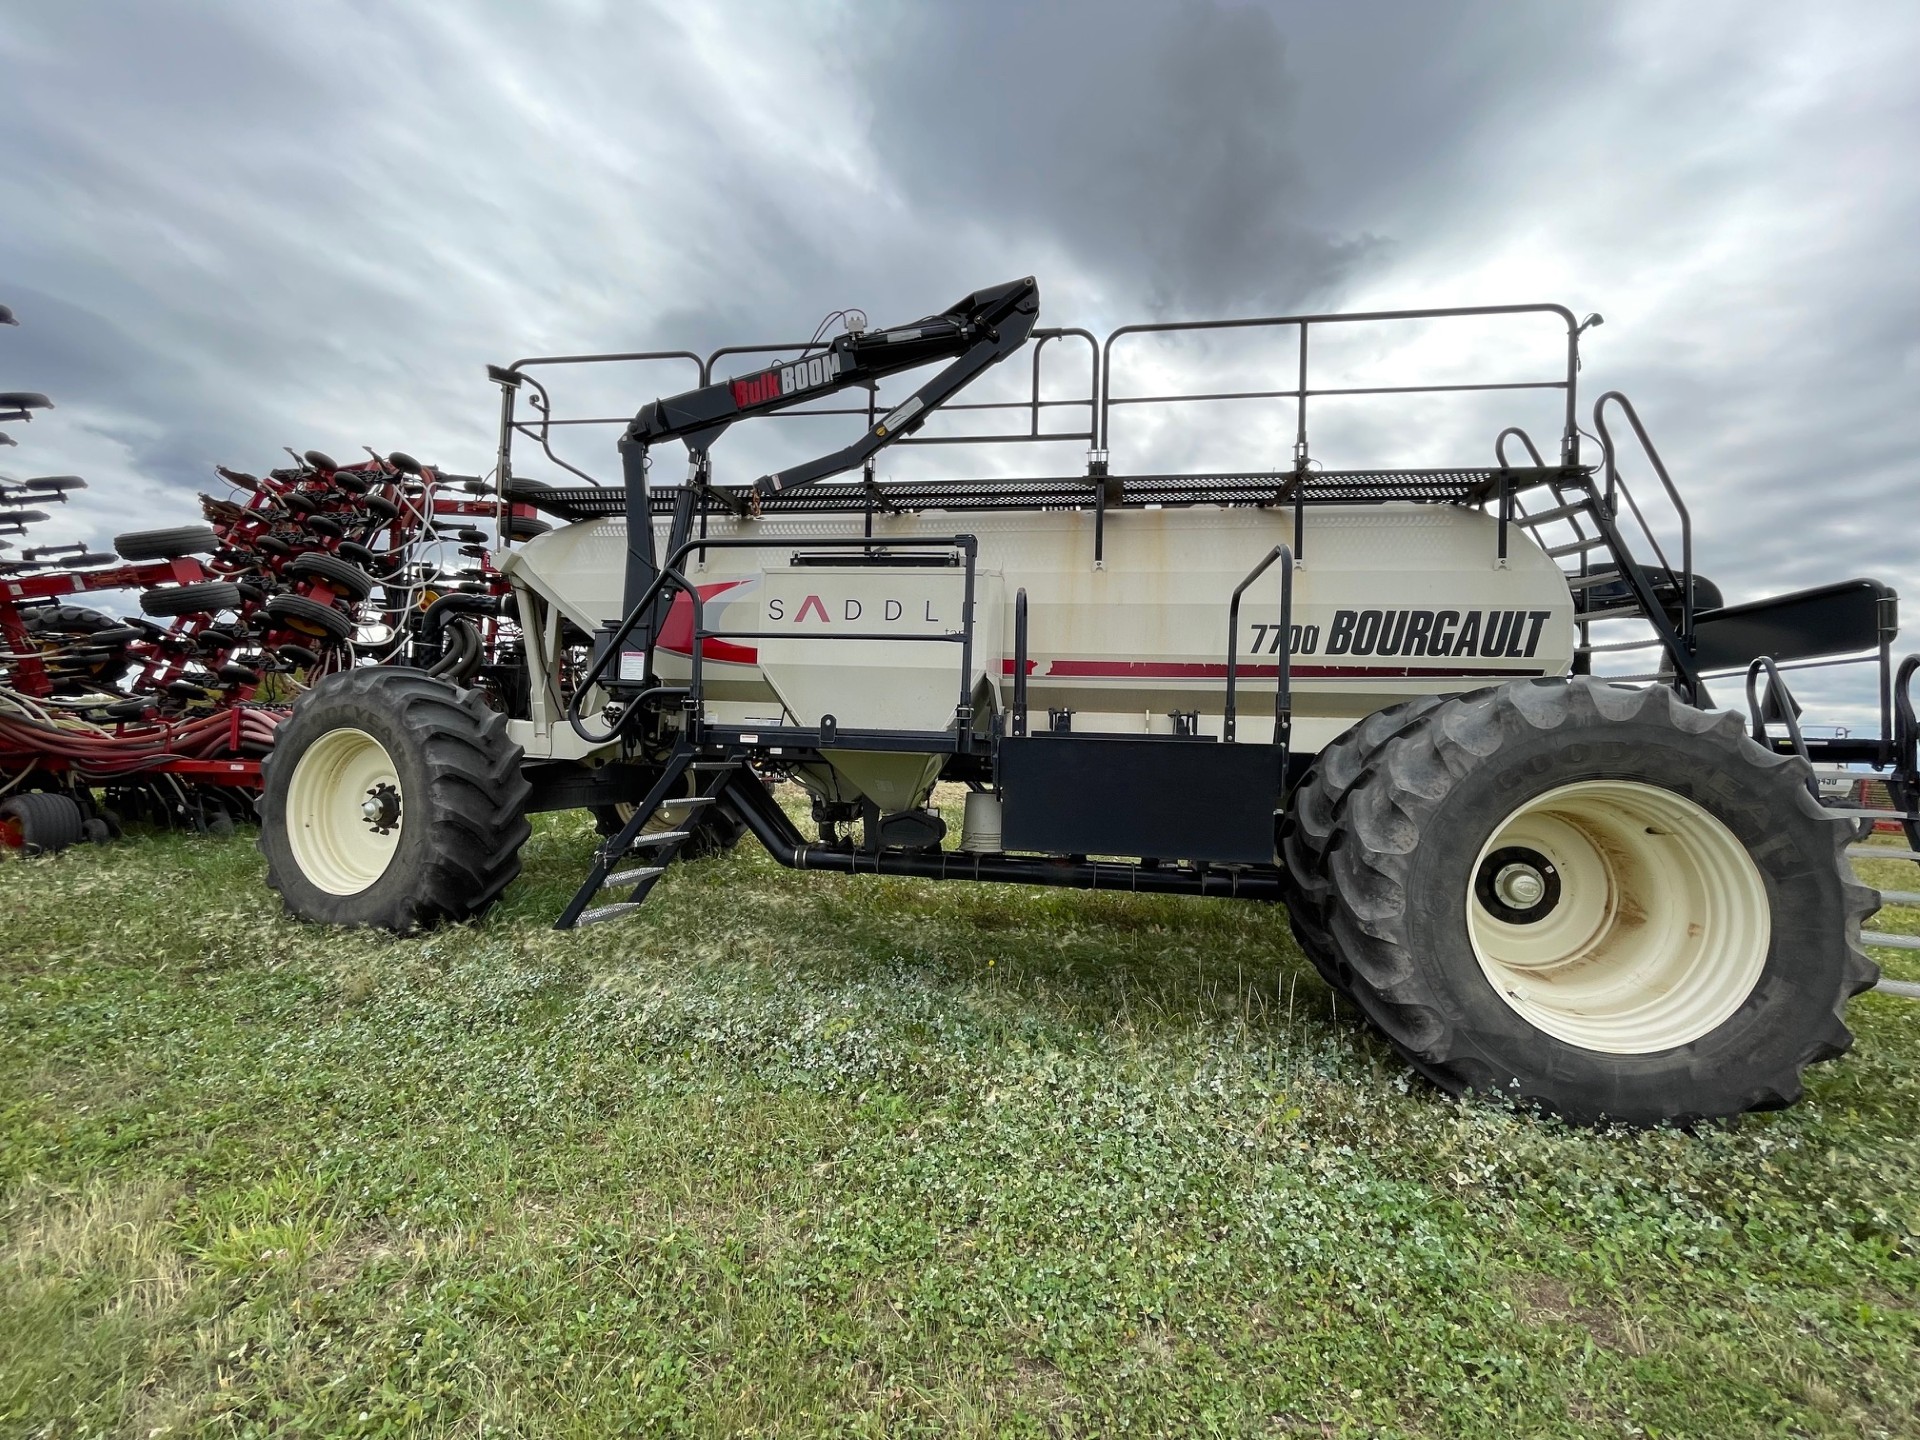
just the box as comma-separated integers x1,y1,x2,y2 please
2,797,1917,1438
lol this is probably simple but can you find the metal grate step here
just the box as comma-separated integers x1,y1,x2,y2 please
621,829,690,850
1516,499,1595,528
1547,536,1609,558
1563,570,1624,593
512,465,1592,520
1574,603,1647,624
576,902,643,927
604,866,666,889
658,795,716,814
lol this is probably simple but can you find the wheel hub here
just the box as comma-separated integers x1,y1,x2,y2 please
1475,845,1561,924
361,782,401,834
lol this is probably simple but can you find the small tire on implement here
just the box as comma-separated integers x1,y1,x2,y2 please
286,551,376,601
140,581,243,617
264,592,355,641
259,668,531,932
0,792,86,855
1280,693,1447,990
1323,676,1879,1126
115,525,220,561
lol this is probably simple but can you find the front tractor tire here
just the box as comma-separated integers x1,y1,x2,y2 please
1317,676,1878,1126
260,668,531,932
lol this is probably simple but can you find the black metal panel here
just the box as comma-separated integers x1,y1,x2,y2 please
1694,579,1896,673
999,734,1279,864
521,760,656,814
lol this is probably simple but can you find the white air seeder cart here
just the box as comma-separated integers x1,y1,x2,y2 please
261,277,1917,1125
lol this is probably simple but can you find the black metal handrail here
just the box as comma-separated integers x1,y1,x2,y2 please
1893,655,1920,773
1223,544,1294,754
492,304,1585,513
1494,425,1548,468
1100,303,1583,468
1012,587,1029,737
1745,656,1817,798
1592,391,1693,632
492,350,705,500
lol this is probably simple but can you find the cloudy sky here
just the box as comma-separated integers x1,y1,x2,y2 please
4,1,1917,715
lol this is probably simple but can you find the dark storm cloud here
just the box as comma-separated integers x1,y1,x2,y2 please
858,1,1376,315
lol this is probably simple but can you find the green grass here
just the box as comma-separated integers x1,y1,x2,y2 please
2,802,1917,1438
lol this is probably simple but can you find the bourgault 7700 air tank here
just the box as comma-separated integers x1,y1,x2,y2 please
258,277,1902,1131
505,503,1574,809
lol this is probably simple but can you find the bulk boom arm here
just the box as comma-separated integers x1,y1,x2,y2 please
621,275,1039,494
613,275,1038,619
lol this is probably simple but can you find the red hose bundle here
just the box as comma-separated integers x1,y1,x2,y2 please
0,705,286,781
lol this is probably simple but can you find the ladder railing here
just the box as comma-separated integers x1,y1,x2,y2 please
1222,543,1295,754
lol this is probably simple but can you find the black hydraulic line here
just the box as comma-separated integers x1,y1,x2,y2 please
724,768,1283,901
427,618,479,679
419,591,502,645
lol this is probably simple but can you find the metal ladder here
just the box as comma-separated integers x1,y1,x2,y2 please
553,746,742,930
1496,396,1703,694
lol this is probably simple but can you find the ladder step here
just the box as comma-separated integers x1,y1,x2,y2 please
1878,977,1920,999
1517,499,1594,528
1850,846,1920,861
621,829,689,850
1875,890,1920,907
603,866,666,889
658,795,715,814
1576,603,1646,624
576,902,644,927
689,759,740,772
1563,570,1623,593
1547,536,1609,558
1824,808,1914,821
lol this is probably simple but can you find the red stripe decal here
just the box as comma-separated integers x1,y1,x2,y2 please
1001,659,1543,680
655,580,758,664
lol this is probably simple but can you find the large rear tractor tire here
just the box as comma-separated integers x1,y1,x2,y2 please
1280,694,1446,989
1322,676,1878,1125
260,668,531,932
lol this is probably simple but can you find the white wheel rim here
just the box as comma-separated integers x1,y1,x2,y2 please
285,727,403,896
1466,780,1770,1055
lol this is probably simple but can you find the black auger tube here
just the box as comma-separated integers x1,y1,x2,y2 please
427,617,481,681
419,591,503,645
724,770,1284,901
